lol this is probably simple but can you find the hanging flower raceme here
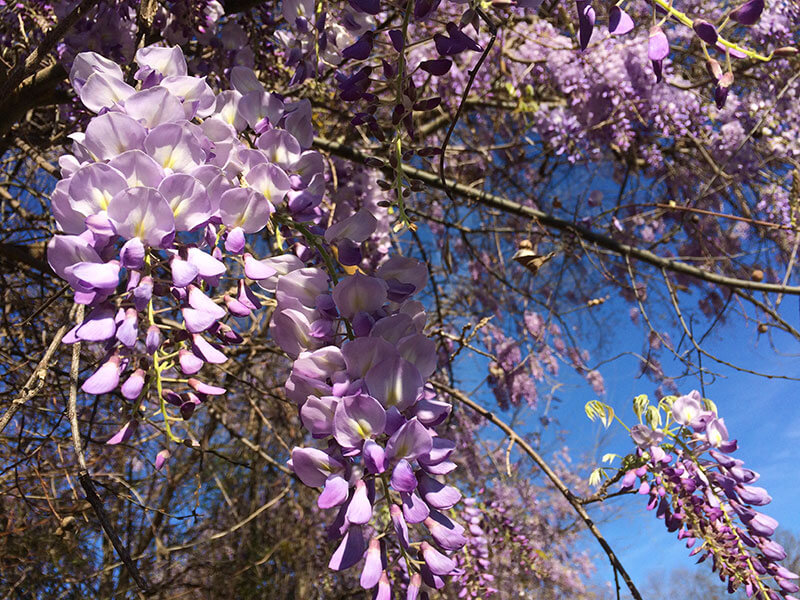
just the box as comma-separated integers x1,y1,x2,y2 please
48,44,326,461
278,256,465,596
595,392,799,600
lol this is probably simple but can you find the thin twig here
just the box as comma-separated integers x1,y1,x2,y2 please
0,306,73,434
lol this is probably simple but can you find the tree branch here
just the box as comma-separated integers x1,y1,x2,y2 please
314,136,800,295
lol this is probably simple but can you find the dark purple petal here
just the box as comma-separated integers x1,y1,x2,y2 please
414,0,441,20
343,31,374,61
419,59,452,76
329,525,366,570
715,72,734,109
348,0,380,14
388,29,404,52
577,0,595,50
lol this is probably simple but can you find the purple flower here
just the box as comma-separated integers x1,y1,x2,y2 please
365,355,423,411
390,459,418,492
107,187,175,247
332,394,386,448
630,424,664,447
290,447,345,487
671,392,703,426
332,273,387,318
385,418,433,462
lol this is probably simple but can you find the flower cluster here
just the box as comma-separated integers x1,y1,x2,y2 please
280,261,466,596
47,44,324,456
613,392,799,599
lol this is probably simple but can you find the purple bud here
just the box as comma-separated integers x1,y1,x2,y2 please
346,479,373,524
115,308,138,347
188,378,225,395
417,471,461,509
121,368,146,400
179,349,204,374
146,325,162,354
120,237,145,270
360,538,384,589
390,504,410,548
424,510,467,550
363,439,386,474
648,26,669,61
577,0,595,50
106,420,138,445
420,541,456,575
401,490,430,523
715,72,734,110
608,6,634,35
692,20,718,45
154,449,169,470
224,226,246,254
730,0,764,25
82,356,122,394
318,475,350,509
390,459,418,492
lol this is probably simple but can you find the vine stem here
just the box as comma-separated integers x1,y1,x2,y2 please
433,381,644,600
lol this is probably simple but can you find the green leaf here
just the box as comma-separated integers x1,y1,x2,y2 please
633,394,649,419
601,453,619,464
